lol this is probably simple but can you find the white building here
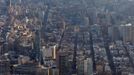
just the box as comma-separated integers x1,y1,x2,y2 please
119,23,134,43
84,58,93,75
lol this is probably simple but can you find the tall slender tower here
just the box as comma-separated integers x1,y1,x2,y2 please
34,29,44,65
34,30,41,62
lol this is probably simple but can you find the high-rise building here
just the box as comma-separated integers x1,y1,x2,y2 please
34,29,42,63
48,68,59,75
108,26,121,41
119,24,134,43
84,58,93,75
52,45,57,60
59,53,68,75
77,60,84,75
